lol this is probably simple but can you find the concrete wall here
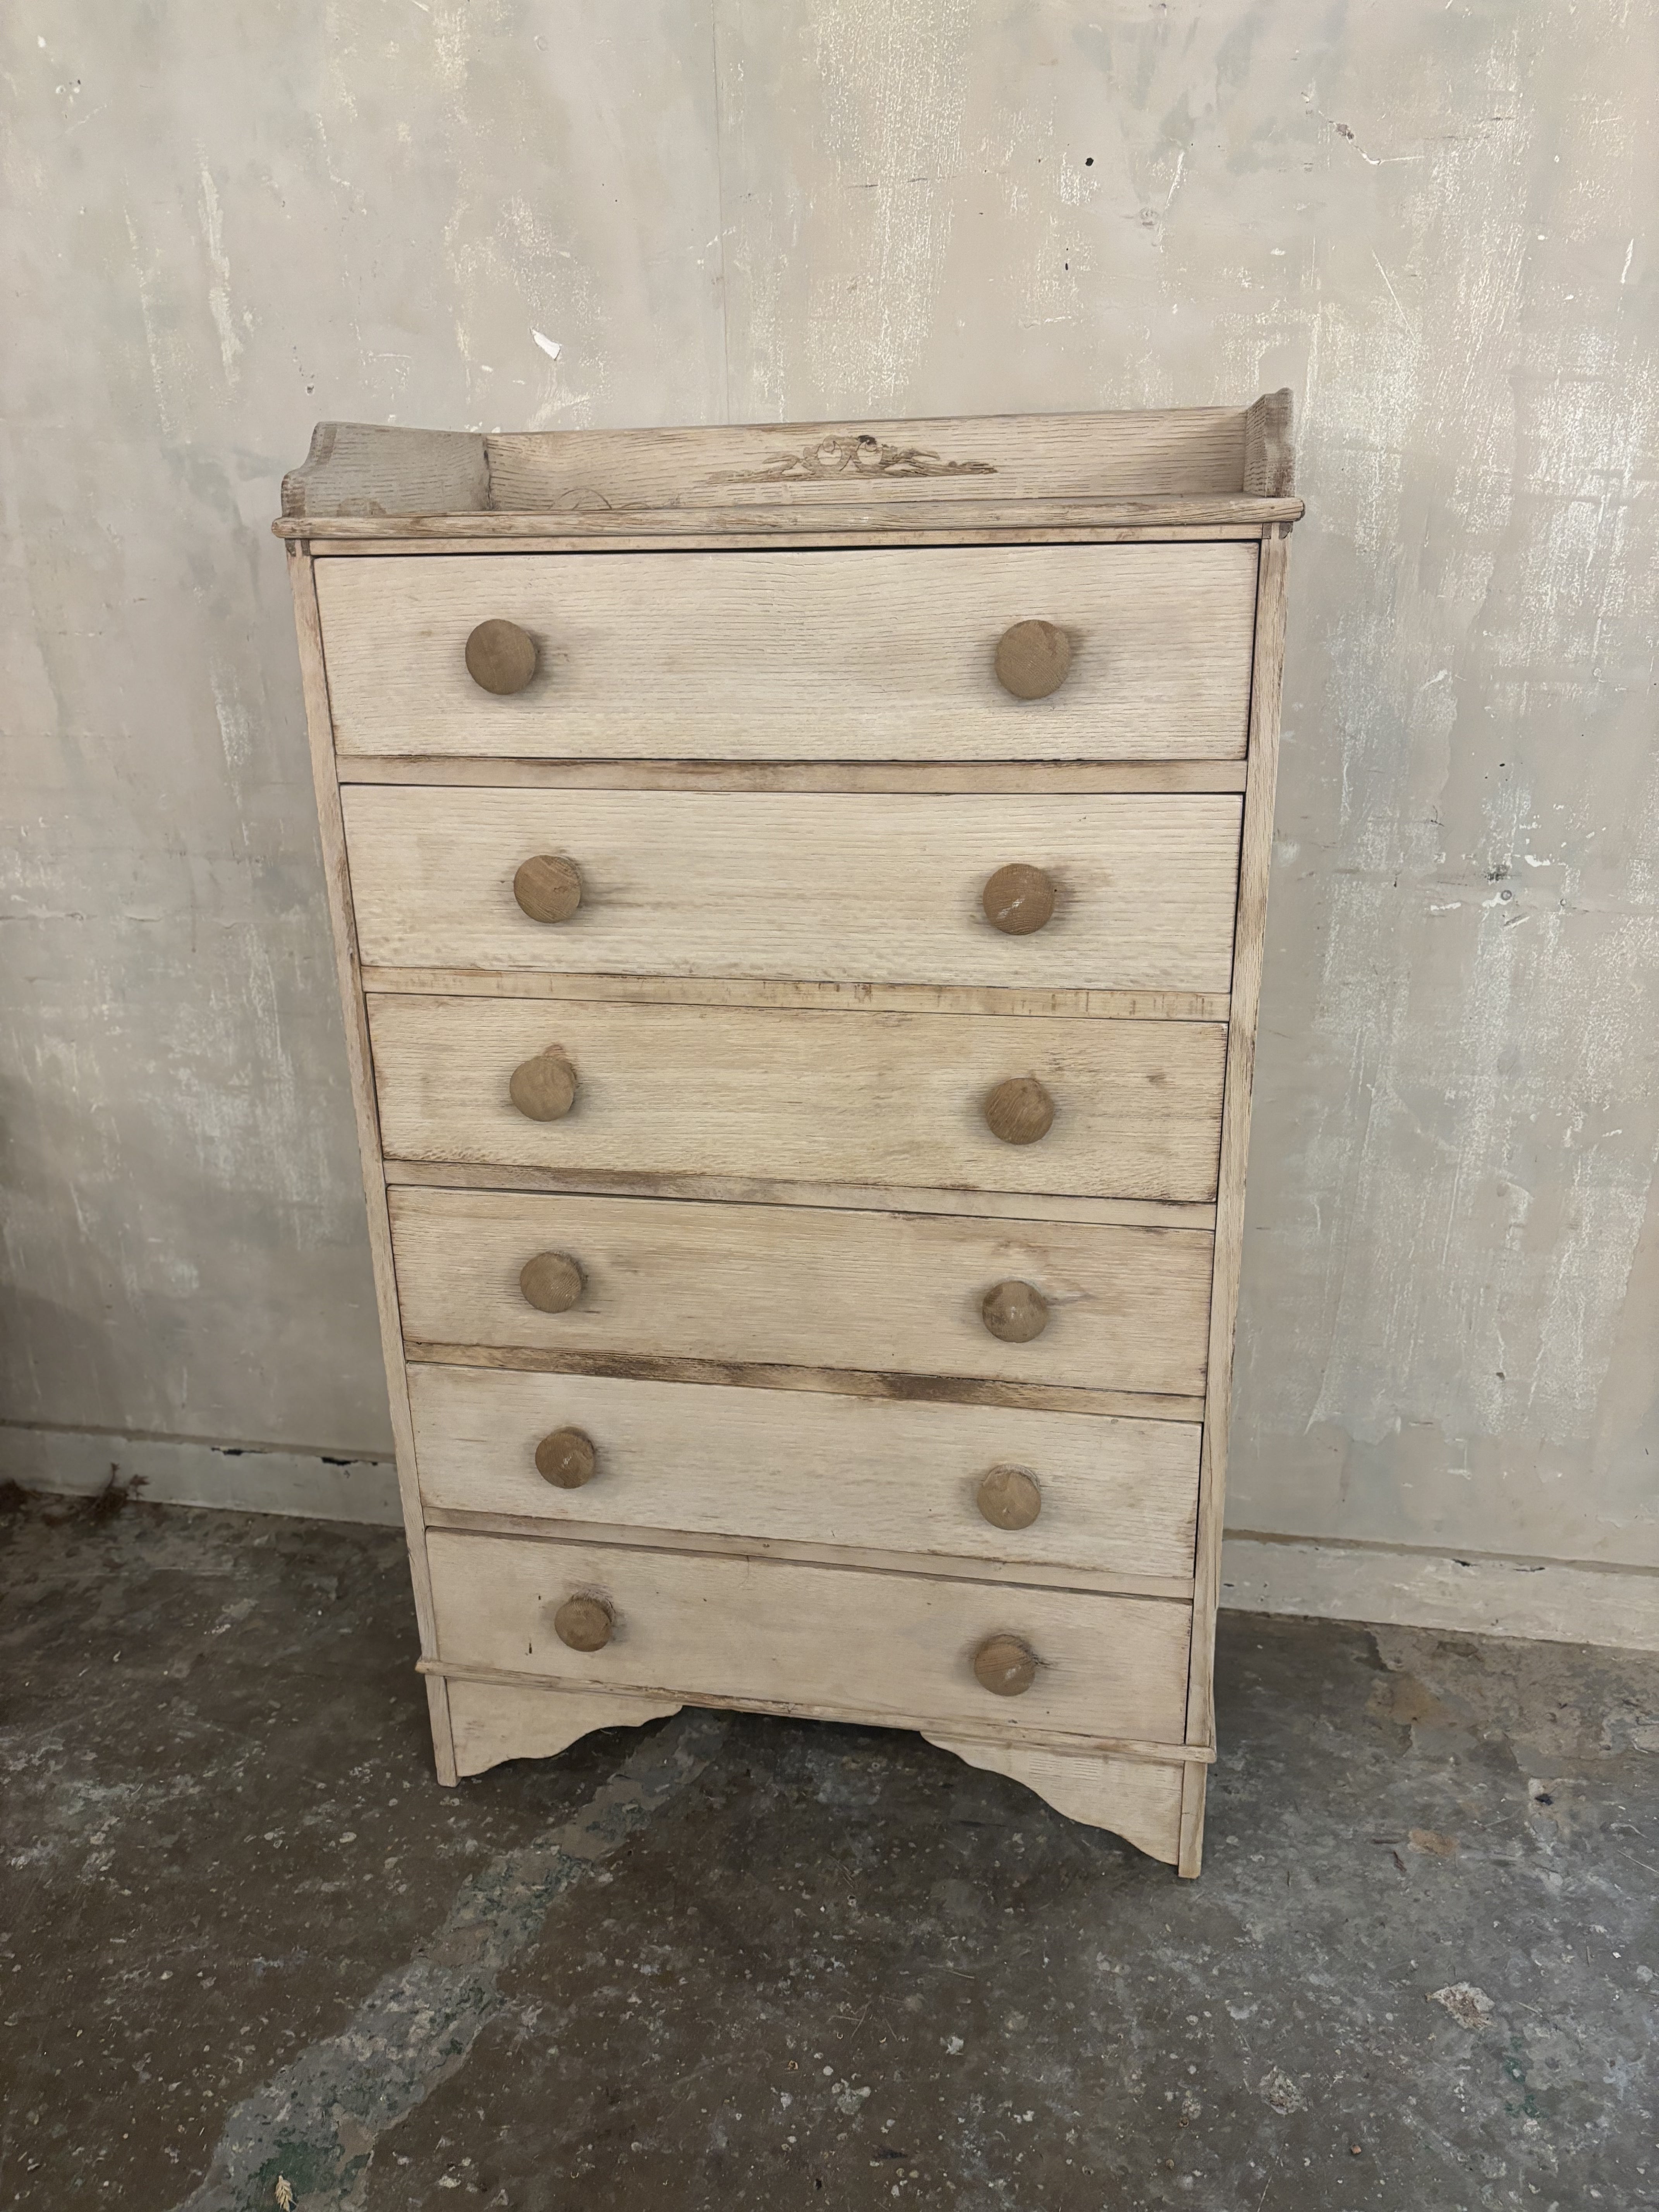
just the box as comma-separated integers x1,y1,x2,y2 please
4,1,1656,1642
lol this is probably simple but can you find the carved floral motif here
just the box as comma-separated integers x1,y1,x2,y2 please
711,433,996,486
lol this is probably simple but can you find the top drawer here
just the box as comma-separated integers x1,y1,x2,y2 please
315,545,1258,761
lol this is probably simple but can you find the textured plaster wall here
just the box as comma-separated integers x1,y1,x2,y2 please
2,2,1655,1579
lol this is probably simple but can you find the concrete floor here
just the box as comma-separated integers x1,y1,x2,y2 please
1,1488,1654,2212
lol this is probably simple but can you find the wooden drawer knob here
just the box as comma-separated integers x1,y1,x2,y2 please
981,862,1056,936
514,855,583,924
535,1427,597,1488
465,618,538,695
976,1465,1042,1530
509,1051,578,1122
982,1279,1049,1343
972,1633,1039,1697
554,1593,614,1651
984,1076,1054,1146
520,1250,584,1313
994,620,1072,700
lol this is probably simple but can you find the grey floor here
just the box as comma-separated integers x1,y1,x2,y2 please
1,1487,1654,2211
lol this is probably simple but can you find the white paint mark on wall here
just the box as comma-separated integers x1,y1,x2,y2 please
532,329,562,359
198,159,242,383
1370,252,1411,333
797,0,976,413
123,208,180,438
208,662,253,780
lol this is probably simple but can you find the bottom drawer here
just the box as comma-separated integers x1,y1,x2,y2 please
427,1530,1192,1744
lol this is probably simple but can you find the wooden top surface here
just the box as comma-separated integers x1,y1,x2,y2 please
274,392,1300,539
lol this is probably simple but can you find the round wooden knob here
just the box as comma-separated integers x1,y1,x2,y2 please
982,1279,1049,1343
981,863,1056,936
509,1051,578,1122
514,855,583,924
972,1633,1039,1697
535,1427,597,1489
994,620,1072,700
976,1465,1042,1530
465,618,538,696
519,1250,584,1314
554,1593,614,1651
983,1076,1054,1146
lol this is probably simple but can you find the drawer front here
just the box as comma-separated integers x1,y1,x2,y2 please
427,1530,1192,1741
390,1188,1213,1398
370,996,1227,1204
342,788,1243,993
317,545,1257,761
410,1365,1202,1580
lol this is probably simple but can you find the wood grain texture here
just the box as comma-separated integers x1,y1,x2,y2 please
426,1657,1210,1763
479,407,1250,509
405,1340,1203,1422
513,853,583,922
1178,1761,1208,1880
363,969,1229,1026
426,1529,1193,1743
921,1734,1183,1861
465,617,538,696
448,1678,682,1778
981,861,1057,937
285,550,456,1784
385,1157,1216,1230
1243,391,1296,499
315,545,1257,760
278,405,1286,530
507,1048,578,1123
533,1424,596,1487
994,619,1071,700
982,1075,1057,1146
406,1364,1202,1579
278,503,1301,545
421,1508,1192,1602
283,422,489,518
367,994,1227,1204
341,788,1243,992
1184,525,1293,1765
388,1187,1214,1398
337,758,1250,793
281,400,1302,1870
975,1462,1045,1529
971,1633,1039,1695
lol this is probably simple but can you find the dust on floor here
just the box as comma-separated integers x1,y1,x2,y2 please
1,1488,1654,2210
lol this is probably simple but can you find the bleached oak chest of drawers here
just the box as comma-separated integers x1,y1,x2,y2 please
277,397,1300,1877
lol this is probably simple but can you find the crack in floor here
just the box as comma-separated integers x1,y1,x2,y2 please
167,1711,722,2212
